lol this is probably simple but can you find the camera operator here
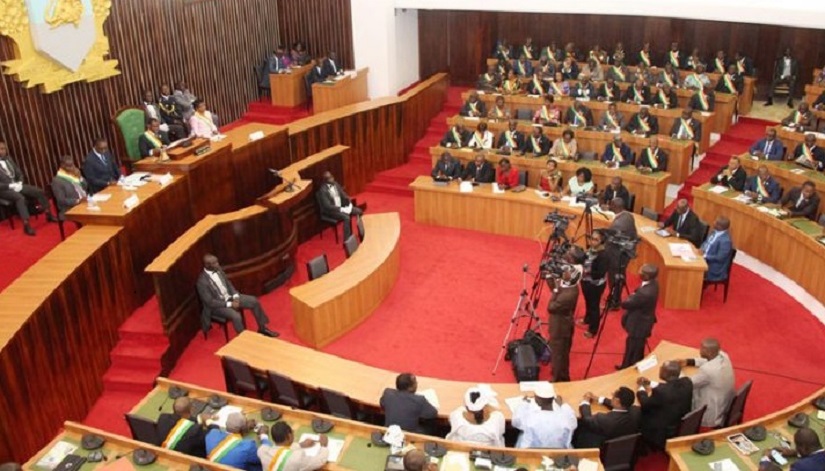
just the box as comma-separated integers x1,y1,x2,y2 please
605,197,638,309
580,229,609,339
547,246,585,382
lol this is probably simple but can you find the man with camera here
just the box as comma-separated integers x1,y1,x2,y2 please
605,197,638,309
618,264,660,370
547,247,585,382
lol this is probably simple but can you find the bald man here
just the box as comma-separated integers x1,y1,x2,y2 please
659,199,704,248
636,361,693,449
618,264,659,369
701,216,734,282
156,397,207,457
196,254,278,337
404,449,437,471
679,339,735,427
767,427,825,471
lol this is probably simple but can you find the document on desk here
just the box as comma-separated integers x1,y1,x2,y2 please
36,440,77,469
298,434,345,462
708,458,742,470
635,354,658,373
732,194,752,203
669,243,695,258
417,389,440,409
708,185,729,194
90,193,112,203
577,459,600,471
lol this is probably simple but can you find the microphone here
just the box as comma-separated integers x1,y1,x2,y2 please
114,448,137,461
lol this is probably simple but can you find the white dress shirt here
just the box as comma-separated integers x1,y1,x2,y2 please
328,184,342,207
512,400,577,449
206,269,237,307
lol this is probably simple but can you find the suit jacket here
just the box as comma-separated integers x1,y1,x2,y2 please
379,389,438,433
781,186,821,220
710,166,747,191
196,269,240,332
317,181,352,216
521,134,551,156
662,209,703,248
735,57,754,76
431,159,462,179
744,175,782,203
204,428,260,470
575,404,641,448
621,280,658,338
462,161,495,183
781,111,814,132
138,132,171,158
626,113,659,136
156,414,207,457
622,86,650,105
637,377,693,449
572,82,596,99
749,138,785,161
670,118,702,143
715,74,744,94
636,147,669,173
81,150,121,194
306,65,327,86
791,452,825,471
601,143,634,166
564,106,594,127
610,211,638,239
440,128,470,148
602,185,630,206
600,112,625,130
321,58,342,77
688,91,715,112
513,60,533,77
0,157,24,190
773,56,799,80
496,130,525,150
792,144,825,171
688,352,736,427
548,284,579,340
158,94,184,125
652,88,679,109
598,83,620,101
459,100,487,117
701,230,733,282
51,175,87,219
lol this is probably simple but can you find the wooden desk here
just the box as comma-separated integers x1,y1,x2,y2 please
291,212,401,348
270,63,313,107
410,176,707,310
135,123,290,217
462,91,712,157
312,68,370,113
429,146,671,213
738,152,825,215
674,89,738,134
448,113,694,185
26,421,236,471
0,226,137,463
131,378,605,470
692,184,825,304
666,386,825,471
218,334,697,420
772,124,825,149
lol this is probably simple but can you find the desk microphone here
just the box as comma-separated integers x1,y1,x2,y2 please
268,169,302,193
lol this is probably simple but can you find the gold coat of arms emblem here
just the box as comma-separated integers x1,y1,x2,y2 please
0,0,120,92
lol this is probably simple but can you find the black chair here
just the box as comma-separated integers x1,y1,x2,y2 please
0,198,14,229
676,405,707,437
599,433,641,471
315,191,341,243
702,248,737,303
723,380,753,428
221,356,267,399
125,414,159,445
517,170,528,186
200,296,247,341
50,194,68,241
343,235,359,258
306,254,330,281
356,215,365,242
254,62,271,101
626,192,636,213
319,387,364,420
267,370,316,409
516,108,532,120
697,221,710,245
641,207,659,222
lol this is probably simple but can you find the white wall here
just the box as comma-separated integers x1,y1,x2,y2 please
393,0,825,29
393,9,420,93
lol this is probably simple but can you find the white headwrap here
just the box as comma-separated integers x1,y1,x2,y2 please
464,386,500,412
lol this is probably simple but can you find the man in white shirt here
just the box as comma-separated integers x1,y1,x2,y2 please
512,384,577,449
196,254,278,337
258,422,329,471
0,141,56,236
678,338,735,427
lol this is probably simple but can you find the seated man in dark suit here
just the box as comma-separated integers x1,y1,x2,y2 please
431,152,462,180
461,154,495,183
459,92,487,118
82,138,121,194
158,83,188,141
701,216,734,282
766,427,825,471
564,101,593,127
317,170,363,240
574,386,641,448
743,165,782,203
51,155,88,221
688,85,716,112
780,181,820,220
497,120,525,153
749,128,785,161
380,373,438,434
636,136,668,173
710,157,747,191
156,397,207,457
321,51,344,78
625,106,659,137
138,119,171,159
622,79,650,105
0,141,55,236
306,57,328,88
601,176,630,207
715,65,744,95
781,102,814,132
440,124,470,148
601,135,634,167
659,199,704,248
521,125,551,156
196,253,278,337
670,109,702,148
636,361,693,450
791,133,825,171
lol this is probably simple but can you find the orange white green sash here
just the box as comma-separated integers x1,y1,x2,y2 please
802,145,814,162
532,77,544,95
531,136,542,153
723,74,736,93
638,116,651,133
755,177,769,197
663,72,674,87
451,128,462,143
540,106,551,122
632,87,644,102
493,107,505,118
504,80,518,93
611,144,624,162
697,92,709,110
208,434,243,462
144,131,163,148
604,85,614,100
679,119,695,139
267,447,294,471
715,58,726,73
737,59,746,74
517,61,527,75
793,111,803,124
645,148,659,168
505,131,517,148
606,113,619,128
473,131,484,147
669,51,680,67
542,47,554,59
499,47,510,61
523,46,533,60
612,66,626,82
162,418,195,449
689,73,702,87
658,89,670,107
483,73,494,83
469,101,479,114
551,82,564,95
639,51,651,67
559,140,570,157
571,108,585,125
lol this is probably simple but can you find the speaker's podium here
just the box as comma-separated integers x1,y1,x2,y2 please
269,63,314,107
312,67,369,113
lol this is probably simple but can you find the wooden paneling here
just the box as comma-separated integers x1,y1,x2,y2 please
277,0,354,67
420,10,825,98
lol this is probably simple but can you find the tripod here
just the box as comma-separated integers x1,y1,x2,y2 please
570,201,610,248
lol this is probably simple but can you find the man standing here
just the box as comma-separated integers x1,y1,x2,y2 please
659,199,704,248
0,141,55,236
512,384,578,449
636,361,693,449
379,373,438,433
258,422,329,471
82,138,121,194
204,413,261,470
196,254,278,337
574,387,641,448
317,171,363,241
701,216,734,282
547,249,583,383
765,48,799,107
156,397,206,457
618,264,659,369
678,338,735,428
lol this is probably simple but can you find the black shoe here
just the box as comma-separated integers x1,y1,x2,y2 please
258,328,279,338
764,100,773,106
46,213,58,223
24,225,35,236
787,100,794,108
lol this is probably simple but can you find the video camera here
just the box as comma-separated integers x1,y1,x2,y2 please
544,210,575,238
601,228,640,260
575,194,600,207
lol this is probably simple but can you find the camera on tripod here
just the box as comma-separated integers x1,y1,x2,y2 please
575,194,600,207
603,229,640,260
539,258,569,279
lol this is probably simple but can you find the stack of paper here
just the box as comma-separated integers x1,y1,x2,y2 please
709,186,729,194
708,458,741,471
417,389,440,409
298,434,346,462
36,441,77,470
668,243,695,258
635,354,658,373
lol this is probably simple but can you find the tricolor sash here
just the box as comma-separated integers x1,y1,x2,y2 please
793,111,803,125
663,72,675,87
56,169,87,199
559,140,570,158
267,447,294,471
723,74,736,93
679,119,695,139
531,136,542,153
208,434,243,462
523,46,533,60
504,80,519,93
532,77,544,95
737,59,746,74
606,113,619,129
499,47,510,61
473,131,484,147
640,51,651,67
646,148,659,168
551,82,564,95
715,58,726,73
483,73,494,83
451,128,462,144
632,87,644,103
611,144,624,162
517,61,526,75
638,116,651,133
697,92,709,111
612,66,626,82
469,101,478,114
493,107,505,118
572,108,585,125
756,177,769,198
605,85,614,100
162,418,195,450
690,73,702,88
505,131,517,148
802,145,814,162
540,106,551,122
669,51,680,67
144,131,163,148
542,47,554,59
658,89,671,107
